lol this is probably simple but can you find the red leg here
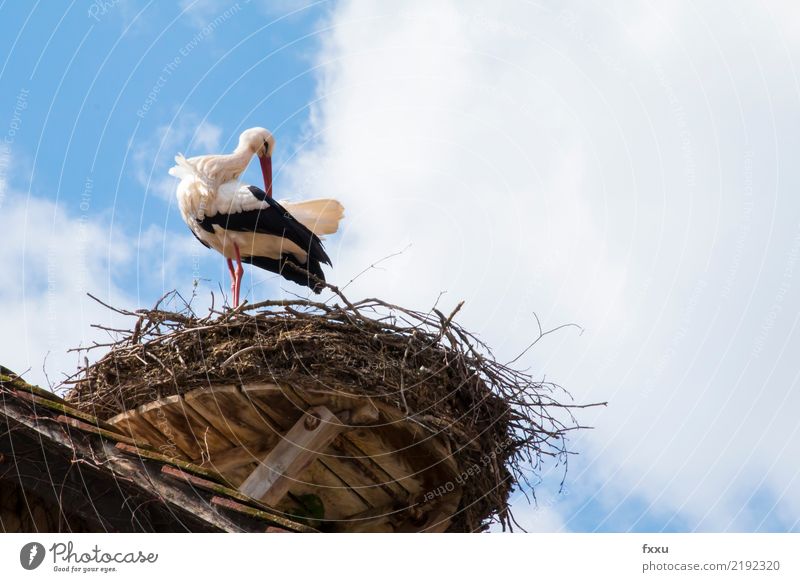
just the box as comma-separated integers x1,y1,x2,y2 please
233,243,244,307
226,258,237,307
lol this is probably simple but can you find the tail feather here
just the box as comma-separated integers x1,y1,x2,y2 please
281,198,344,236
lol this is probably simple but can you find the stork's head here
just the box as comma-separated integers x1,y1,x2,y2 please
238,127,275,196
238,127,275,158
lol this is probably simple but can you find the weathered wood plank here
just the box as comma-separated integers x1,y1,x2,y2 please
238,406,345,507
53,415,140,448
246,381,443,513
97,441,247,533
199,444,274,489
379,406,459,478
160,466,314,533
241,386,371,516
2,374,69,404
269,384,398,508
137,395,232,462
241,383,304,427
209,496,316,533
396,493,462,533
184,385,280,445
109,409,188,460
328,438,409,503
239,381,457,530
12,390,118,433
202,443,271,474
115,442,224,483
343,402,459,501
283,384,380,425
315,454,395,510
334,505,400,533
282,460,370,518
419,503,461,533
343,427,425,495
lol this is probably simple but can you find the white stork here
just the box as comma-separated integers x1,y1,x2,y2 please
169,127,344,306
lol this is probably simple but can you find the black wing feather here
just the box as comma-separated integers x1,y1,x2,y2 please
196,185,330,265
242,254,326,294
190,229,211,248
195,185,330,293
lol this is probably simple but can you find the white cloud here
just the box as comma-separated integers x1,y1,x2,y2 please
0,181,208,390
287,0,800,531
0,191,131,388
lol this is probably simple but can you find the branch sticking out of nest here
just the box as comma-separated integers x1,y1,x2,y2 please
63,285,605,532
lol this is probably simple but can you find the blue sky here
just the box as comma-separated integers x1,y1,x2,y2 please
0,1,328,300
2,1,799,533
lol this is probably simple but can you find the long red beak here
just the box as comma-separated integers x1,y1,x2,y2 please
259,154,272,198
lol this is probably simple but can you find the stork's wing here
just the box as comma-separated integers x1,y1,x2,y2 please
196,185,331,266
242,253,326,293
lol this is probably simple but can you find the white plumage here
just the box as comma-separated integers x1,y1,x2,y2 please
170,127,344,304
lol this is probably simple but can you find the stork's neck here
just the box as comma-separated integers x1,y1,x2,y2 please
229,145,256,169
209,146,256,184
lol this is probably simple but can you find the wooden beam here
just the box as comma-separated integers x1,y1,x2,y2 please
240,396,369,517
238,406,344,507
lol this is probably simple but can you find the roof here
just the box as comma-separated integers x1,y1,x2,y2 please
0,366,312,533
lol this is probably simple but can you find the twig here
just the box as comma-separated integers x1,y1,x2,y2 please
505,313,584,366
340,244,412,292
87,293,135,316
220,345,263,368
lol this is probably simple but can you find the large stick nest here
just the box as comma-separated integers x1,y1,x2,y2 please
64,290,602,532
